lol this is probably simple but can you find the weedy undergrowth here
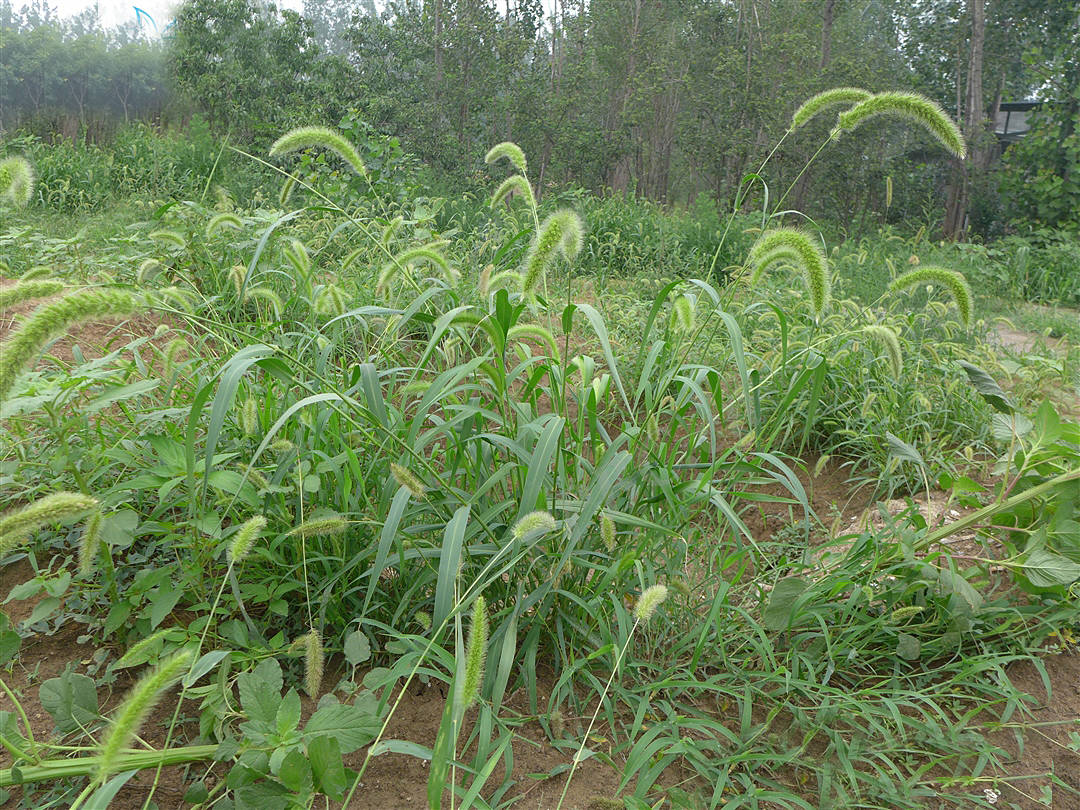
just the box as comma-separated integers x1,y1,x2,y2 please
3,89,1078,810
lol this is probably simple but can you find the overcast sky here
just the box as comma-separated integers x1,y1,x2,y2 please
51,0,304,33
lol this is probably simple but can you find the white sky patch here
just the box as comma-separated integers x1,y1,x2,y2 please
49,0,304,34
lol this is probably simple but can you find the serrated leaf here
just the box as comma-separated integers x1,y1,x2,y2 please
303,695,381,753
1017,548,1080,588
237,658,283,728
309,735,348,800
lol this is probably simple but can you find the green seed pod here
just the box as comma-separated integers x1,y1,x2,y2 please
149,230,187,250
507,323,561,358
304,629,324,697
279,172,299,207
289,516,348,538
671,294,695,333
270,126,368,178
600,515,616,552
511,511,557,542
462,595,488,707
315,284,347,317
0,492,98,543
491,175,536,212
391,463,426,499
790,87,872,130
484,141,528,174
97,650,193,784
0,289,140,401
521,210,584,297
0,156,36,207
239,397,259,437
228,515,267,564
835,92,966,159
888,266,973,327
861,324,903,376
634,584,668,623
890,605,925,623
206,213,243,238
377,245,451,296
746,228,830,316
78,510,104,577
0,279,63,310
244,286,285,318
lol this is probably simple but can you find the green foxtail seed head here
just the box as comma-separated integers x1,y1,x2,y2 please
746,228,831,316
283,239,311,276
671,294,695,333
78,510,104,577
670,577,692,599
835,92,966,159
149,230,186,249
303,629,324,696
888,265,973,327
478,264,493,297
521,210,584,297
97,650,193,784
885,176,894,208
114,627,172,668
136,259,164,285
511,511,557,542
270,438,295,453
206,212,242,238
484,141,527,174
890,605,925,623
279,172,299,206
270,126,368,178
0,288,141,400
634,584,668,623
415,610,432,631
228,265,247,296
487,270,522,294
861,324,903,376
289,516,348,538
491,175,536,212
239,397,259,436
0,156,35,207
315,283,347,316
244,286,285,318
0,279,63,310
550,709,565,738
377,246,451,295
646,413,660,444
20,265,53,281
0,493,98,547
391,462,425,498
381,216,404,248
228,515,267,564
507,323,561,358
600,515,616,552
463,594,488,707
163,338,187,379
790,87,872,130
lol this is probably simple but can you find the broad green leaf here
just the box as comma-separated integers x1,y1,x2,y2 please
308,735,348,800
39,671,99,734
343,630,370,667
303,696,381,753
958,361,1014,413
1017,548,1080,588
763,577,809,632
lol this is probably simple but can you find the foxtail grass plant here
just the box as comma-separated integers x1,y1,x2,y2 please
889,265,974,327
0,288,141,401
269,125,368,178
0,155,35,207
0,279,64,309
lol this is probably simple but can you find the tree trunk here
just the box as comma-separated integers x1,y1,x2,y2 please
944,0,986,239
820,0,836,69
